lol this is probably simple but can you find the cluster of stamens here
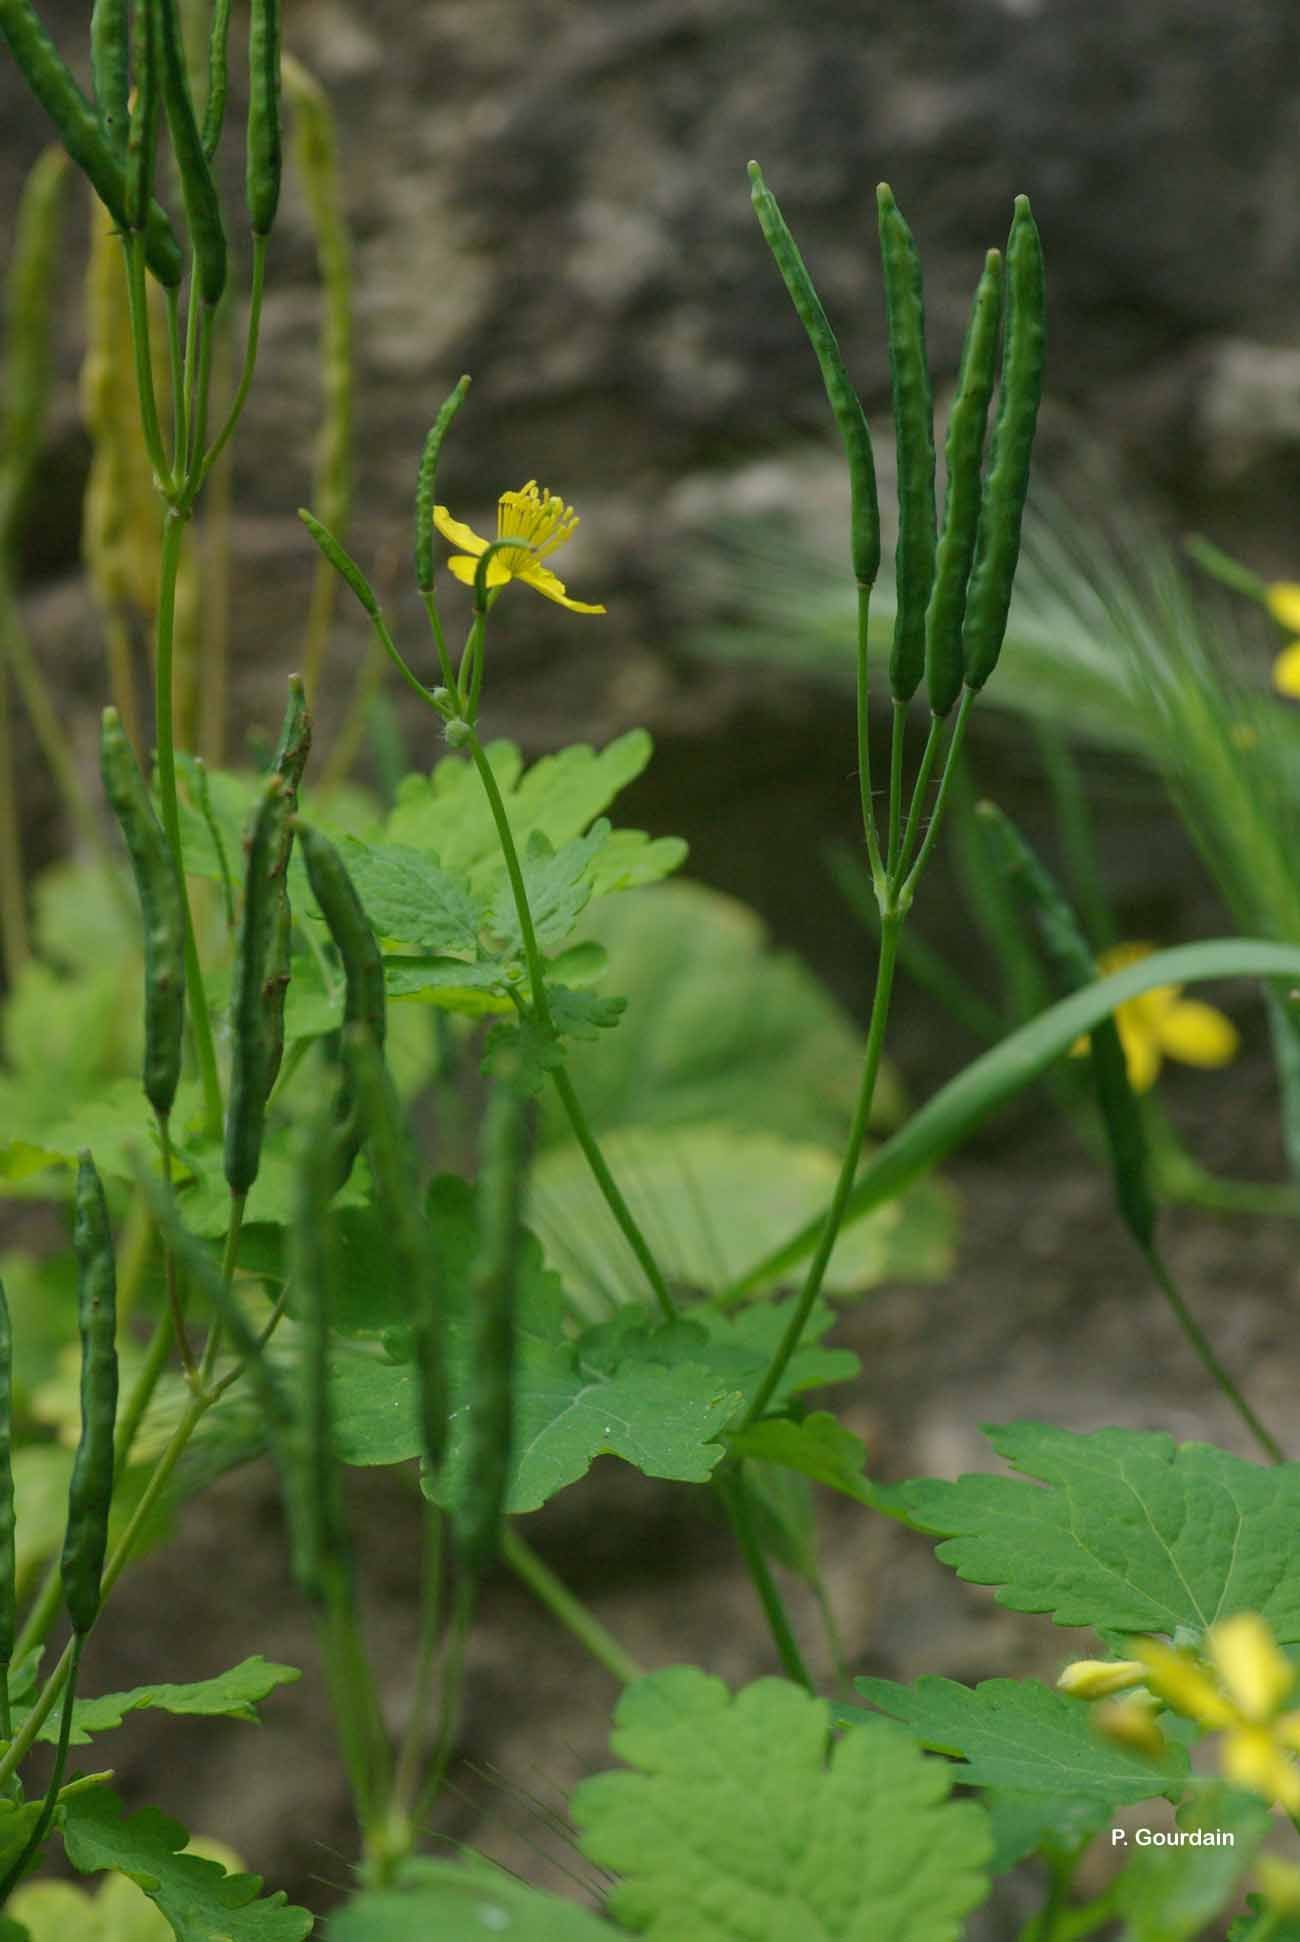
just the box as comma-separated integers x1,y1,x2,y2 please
496,481,579,567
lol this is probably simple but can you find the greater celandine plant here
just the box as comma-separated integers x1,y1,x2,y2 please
7,4,1300,1939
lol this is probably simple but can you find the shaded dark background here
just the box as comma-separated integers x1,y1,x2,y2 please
3,1,1300,1929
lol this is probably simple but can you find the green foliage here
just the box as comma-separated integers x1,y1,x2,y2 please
59,1789,313,1940
726,1410,875,1506
890,1422,1300,1636
1111,1788,1271,1942
329,1856,619,1939
849,1675,1188,1803
17,1655,299,1746
570,1669,991,1940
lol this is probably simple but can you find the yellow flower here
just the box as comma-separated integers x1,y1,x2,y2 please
1266,583,1300,698
433,481,606,614
1072,942,1239,1093
1132,1615,1300,1813
1057,1658,1147,1700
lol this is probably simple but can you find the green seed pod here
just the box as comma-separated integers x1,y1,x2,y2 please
345,1025,447,1475
123,0,158,235
297,509,381,618
877,184,936,704
0,145,68,552
414,376,472,594
271,671,312,797
257,676,312,1099
454,1084,533,1576
0,1279,15,1673
62,1152,119,1636
225,776,292,1196
297,821,386,1191
245,0,282,236
924,249,1003,718
0,0,181,286
154,0,227,306
201,0,232,159
977,800,1155,1248
90,0,128,152
962,195,1046,692
748,161,880,590
100,706,186,1121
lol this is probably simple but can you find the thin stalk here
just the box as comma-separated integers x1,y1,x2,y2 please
186,304,217,486
715,1471,811,1690
743,913,901,1426
363,607,438,710
322,1571,392,1838
179,261,202,483
198,234,268,484
898,684,974,908
153,507,223,1136
155,1115,196,1381
122,234,169,484
894,714,943,882
391,1503,445,1814
466,735,552,1024
165,282,186,487
0,1633,83,1901
549,1066,676,1323
200,319,234,764
501,1526,644,1687
885,698,906,877
1143,1242,1285,1462
0,655,27,983
855,585,885,883
828,845,999,1041
198,1193,246,1388
413,1573,475,1824
421,589,457,695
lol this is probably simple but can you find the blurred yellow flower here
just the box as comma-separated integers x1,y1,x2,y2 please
1057,1658,1147,1700
1266,582,1300,698
1072,942,1239,1093
1134,1615,1300,1813
434,482,606,614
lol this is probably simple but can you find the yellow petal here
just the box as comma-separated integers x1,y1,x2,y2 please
1266,583,1300,632
433,505,488,556
517,560,606,614
1093,1693,1167,1757
1131,1639,1235,1727
1274,640,1300,700
446,553,512,590
1116,1013,1163,1094
1209,1614,1296,1721
1273,1709,1300,1753
1255,1856,1300,1914
1057,1659,1147,1699
1097,942,1156,977
1222,1725,1300,1811
1156,999,1239,1071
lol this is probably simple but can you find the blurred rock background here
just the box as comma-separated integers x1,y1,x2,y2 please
3,1,1300,1928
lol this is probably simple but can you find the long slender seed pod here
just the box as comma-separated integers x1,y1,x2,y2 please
414,377,472,594
154,0,227,305
748,161,880,589
272,670,312,795
962,196,1046,691
298,509,381,618
977,801,1155,1248
0,1280,15,1675
345,1026,448,1474
261,675,312,1095
123,0,158,235
89,0,128,151
225,776,292,1195
297,821,386,1190
62,1153,119,1636
100,707,186,1120
292,1113,351,1604
925,249,1003,718
0,0,181,285
245,0,282,236
877,184,936,703
0,146,68,553
455,1084,533,1576
201,0,232,158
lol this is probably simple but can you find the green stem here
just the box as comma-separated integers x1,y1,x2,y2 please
714,1471,811,1690
165,281,186,489
321,1567,392,1839
549,1066,676,1322
156,1114,196,1382
501,1526,644,1686
885,698,906,877
467,732,675,1316
154,507,223,1137
898,685,974,908
743,912,901,1426
421,588,457,695
198,234,267,485
0,1633,83,1902
856,584,885,884
894,714,943,884
391,1503,445,1816
1143,1241,1285,1462
413,1573,475,1825
0,651,27,984
198,1194,246,1388
826,843,1000,1041
186,303,216,487
123,233,169,484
